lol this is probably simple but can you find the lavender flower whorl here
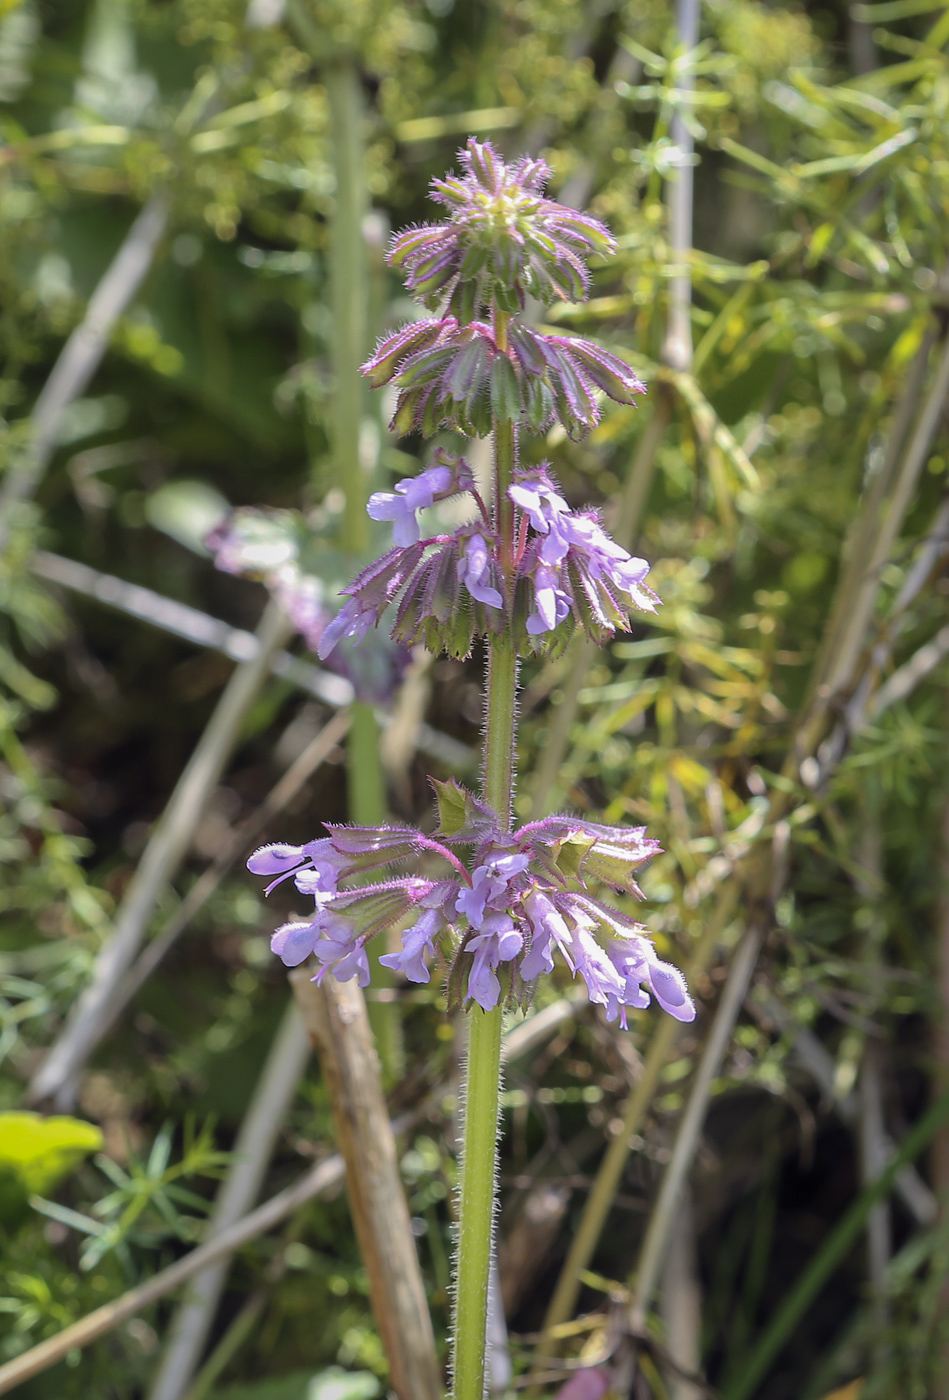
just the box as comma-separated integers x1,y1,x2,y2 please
248,806,695,1025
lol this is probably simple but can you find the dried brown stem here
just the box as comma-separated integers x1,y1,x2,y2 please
290,969,442,1400
629,914,767,1329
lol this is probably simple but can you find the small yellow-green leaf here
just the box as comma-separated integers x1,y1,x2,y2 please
0,1112,104,1195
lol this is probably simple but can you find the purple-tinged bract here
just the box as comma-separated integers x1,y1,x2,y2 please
388,138,617,322
363,317,645,441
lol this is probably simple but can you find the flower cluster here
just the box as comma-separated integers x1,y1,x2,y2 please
318,462,658,660
511,465,659,637
364,138,645,440
363,315,645,441
206,507,330,654
389,138,617,322
248,779,695,1026
205,506,409,704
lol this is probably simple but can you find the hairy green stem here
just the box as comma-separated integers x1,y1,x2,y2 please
454,629,516,1397
454,379,519,1399
454,1001,504,1400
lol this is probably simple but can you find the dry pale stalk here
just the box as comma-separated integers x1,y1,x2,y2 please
29,598,292,1110
629,914,767,1331
289,968,442,1400
0,194,169,547
659,1184,703,1400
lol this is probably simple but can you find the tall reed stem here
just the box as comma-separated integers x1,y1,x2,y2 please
326,59,400,1078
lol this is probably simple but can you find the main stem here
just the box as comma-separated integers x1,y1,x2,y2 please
454,364,518,1400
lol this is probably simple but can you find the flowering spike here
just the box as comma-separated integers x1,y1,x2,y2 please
242,136,698,1400
248,818,691,1026
392,137,616,322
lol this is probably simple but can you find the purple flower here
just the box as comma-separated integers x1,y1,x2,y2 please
379,906,445,984
247,843,310,878
560,905,626,1006
248,837,347,896
562,513,659,616
456,851,530,927
526,563,571,635
248,807,689,1030
606,939,696,1025
507,467,661,643
457,532,503,609
367,457,472,547
466,913,524,1010
311,914,372,986
521,888,570,979
509,468,571,554
271,917,323,968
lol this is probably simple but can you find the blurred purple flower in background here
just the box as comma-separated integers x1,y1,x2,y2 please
554,1368,612,1400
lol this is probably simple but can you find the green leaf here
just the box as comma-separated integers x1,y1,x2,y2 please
0,1112,104,1195
430,778,496,839
29,1196,107,1238
489,353,520,421
430,776,469,836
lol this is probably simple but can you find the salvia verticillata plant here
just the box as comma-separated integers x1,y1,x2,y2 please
244,139,695,1400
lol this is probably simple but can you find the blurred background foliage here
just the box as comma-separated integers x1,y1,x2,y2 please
2,0,949,1397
